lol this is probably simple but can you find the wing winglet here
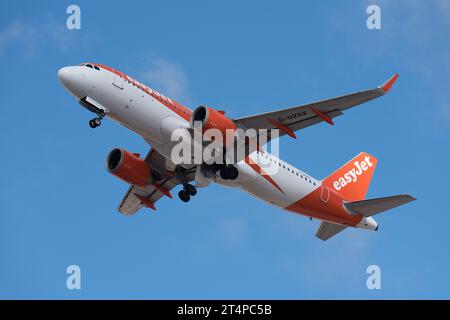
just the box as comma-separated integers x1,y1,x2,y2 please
380,74,399,93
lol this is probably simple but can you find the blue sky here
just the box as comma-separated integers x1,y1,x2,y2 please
1,0,450,299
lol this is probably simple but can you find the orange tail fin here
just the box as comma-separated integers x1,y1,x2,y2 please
322,152,378,202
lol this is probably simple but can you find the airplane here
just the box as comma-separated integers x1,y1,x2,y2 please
58,62,416,241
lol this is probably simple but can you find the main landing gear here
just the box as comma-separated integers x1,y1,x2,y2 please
219,164,239,180
89,110,105,129
178,184,197,203
175,166,197,203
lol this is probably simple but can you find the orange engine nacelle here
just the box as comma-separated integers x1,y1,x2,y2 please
190,106,237,141
106,148,151,187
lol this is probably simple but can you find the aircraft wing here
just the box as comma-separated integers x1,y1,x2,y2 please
233,74,399,139
315,221,347,241
118,149,196,215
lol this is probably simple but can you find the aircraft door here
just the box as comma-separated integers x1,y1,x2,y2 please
320,185,329,203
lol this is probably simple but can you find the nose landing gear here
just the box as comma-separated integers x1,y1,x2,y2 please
89,110,106,129
79,98,107,129
89,117,102,128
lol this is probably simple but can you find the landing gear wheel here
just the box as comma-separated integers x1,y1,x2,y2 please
186,184,197,196
178,190,190,203
220,165,239,180
220,167,229,180
227,166,239,180
93,118,101,127
89,118,101,128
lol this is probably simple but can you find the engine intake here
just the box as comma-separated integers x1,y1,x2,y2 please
190,106,237,138
106,148,151,187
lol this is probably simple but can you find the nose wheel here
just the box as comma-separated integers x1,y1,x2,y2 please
88,110,106,129
89,117,102,128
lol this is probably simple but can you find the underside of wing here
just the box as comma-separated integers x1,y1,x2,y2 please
117,149,196,215
234,74,399,139
118,176,179,215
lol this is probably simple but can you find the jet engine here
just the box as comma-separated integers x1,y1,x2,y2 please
190,106,237,140
106,148,151,187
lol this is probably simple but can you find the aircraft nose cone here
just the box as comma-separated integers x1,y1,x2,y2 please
58,66,84,98
58,67,71,86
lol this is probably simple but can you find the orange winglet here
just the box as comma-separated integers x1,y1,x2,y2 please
311,108,334,126
381,74,399,93
266,118,297,139
153,183,173,198
135,194,156,211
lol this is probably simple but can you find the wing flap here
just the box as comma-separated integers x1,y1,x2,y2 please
118,177,178,215
118,186,146,215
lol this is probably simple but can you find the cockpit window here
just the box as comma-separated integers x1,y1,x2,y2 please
94,66,100,71
86,64,94,69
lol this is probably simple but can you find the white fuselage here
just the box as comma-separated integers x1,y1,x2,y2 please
58,64,375,229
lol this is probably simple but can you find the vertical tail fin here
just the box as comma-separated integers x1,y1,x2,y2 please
322,152,378,201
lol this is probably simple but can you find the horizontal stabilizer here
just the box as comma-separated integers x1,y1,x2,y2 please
316,221,347,241
345,195,416,217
